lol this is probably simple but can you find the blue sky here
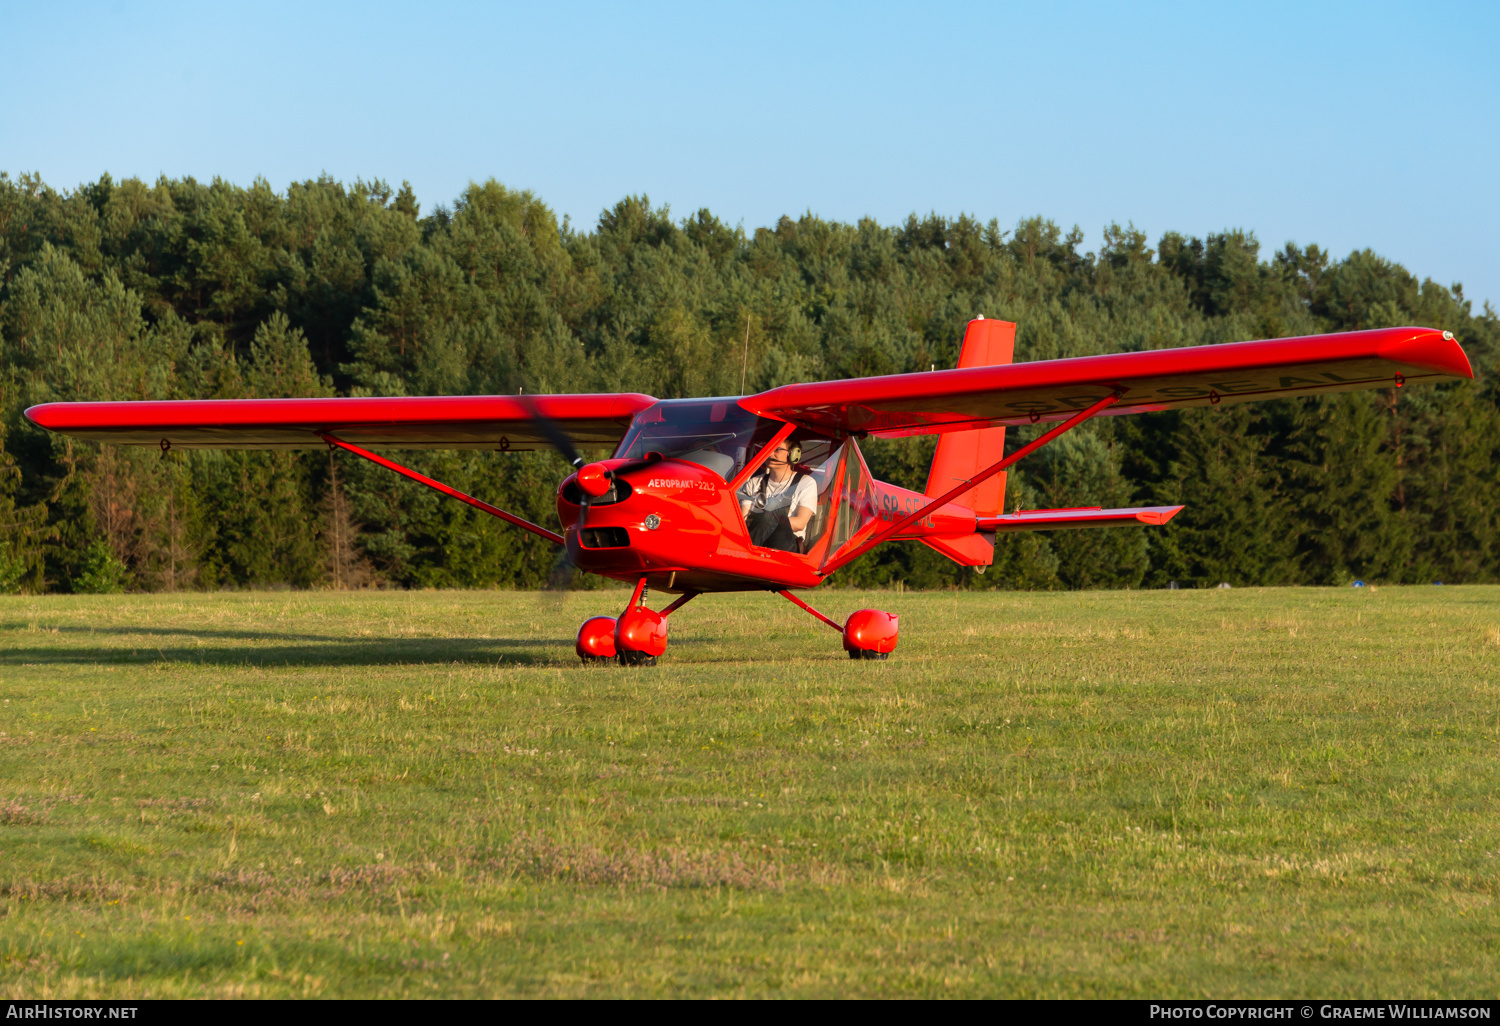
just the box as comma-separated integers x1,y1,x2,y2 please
4,0,1497,306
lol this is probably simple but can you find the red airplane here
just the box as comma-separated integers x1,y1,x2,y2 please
25,319,1472,665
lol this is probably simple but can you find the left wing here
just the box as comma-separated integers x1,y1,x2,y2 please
741,326,1471,437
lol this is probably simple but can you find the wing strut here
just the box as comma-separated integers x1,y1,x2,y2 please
322,434,565,545
727,422,797,492
819,391,1123,575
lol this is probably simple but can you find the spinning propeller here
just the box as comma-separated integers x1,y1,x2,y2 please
516,396,658,595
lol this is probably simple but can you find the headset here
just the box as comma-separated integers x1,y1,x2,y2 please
766,439,802,467
751,438,806,511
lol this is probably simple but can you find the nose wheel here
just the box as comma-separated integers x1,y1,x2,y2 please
575,579,697,666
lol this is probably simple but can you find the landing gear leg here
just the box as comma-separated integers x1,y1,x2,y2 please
615,577,668,666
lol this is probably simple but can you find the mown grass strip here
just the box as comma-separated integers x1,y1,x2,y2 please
0,587,1494,997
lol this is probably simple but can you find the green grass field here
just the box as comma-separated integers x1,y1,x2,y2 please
0,585,1495,998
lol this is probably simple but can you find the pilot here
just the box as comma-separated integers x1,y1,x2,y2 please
739,440,818,553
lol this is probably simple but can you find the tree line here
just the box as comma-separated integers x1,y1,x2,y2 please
0,171,1496,593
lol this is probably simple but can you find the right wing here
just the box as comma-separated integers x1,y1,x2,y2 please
23,393,658,451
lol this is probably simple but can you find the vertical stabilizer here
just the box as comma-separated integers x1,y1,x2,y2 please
920,318,1015,568
924,317,1014,516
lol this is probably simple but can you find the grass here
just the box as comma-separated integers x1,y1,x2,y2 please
0,585,1495,998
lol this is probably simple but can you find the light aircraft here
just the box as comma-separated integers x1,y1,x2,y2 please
25,319,1472,664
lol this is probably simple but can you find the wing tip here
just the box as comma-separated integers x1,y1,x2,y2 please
23,403,60,429
1382,327,1474,380
1140,505,1186,525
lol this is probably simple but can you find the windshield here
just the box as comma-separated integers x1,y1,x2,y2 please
614,399,784,480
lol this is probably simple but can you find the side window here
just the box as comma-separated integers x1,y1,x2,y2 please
825,439,877,560
795,439,841,554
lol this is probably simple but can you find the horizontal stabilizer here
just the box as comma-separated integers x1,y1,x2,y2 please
919,531,995,567
979,505,1184,532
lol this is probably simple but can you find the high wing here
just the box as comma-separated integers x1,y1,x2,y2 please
740,326,1472,437
23,393,658,451
22,327,1475,449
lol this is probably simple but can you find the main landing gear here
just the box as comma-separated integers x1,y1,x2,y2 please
574,583,899,665
777,590,900,660
574,578,696,667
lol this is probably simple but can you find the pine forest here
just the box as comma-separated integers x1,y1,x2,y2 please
1,172,1496,594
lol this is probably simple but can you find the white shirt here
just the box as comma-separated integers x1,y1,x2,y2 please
739,472,819,538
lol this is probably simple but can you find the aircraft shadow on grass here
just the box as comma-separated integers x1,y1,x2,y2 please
0,632,724,669
32,624,349,643
0,636,569,668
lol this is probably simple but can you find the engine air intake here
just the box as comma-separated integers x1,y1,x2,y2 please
580,527,631,549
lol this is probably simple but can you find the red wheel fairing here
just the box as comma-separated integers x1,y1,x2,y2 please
616,607,668,660
843,609,899,658
576,616,619,662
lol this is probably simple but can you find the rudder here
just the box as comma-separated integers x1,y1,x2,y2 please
920,317,1014,568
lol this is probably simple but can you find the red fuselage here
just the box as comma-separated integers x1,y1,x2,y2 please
558,452,975,595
